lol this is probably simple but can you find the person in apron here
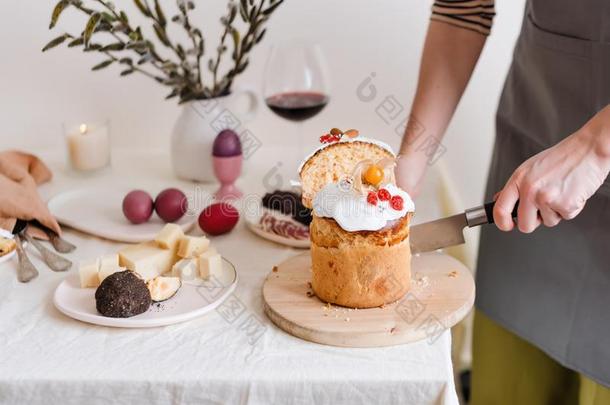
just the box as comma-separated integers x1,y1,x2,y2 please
396,0,610,403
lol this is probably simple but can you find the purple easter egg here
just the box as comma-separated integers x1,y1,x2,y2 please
212,129,242,157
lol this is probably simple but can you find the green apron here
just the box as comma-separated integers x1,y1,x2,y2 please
476,0,610,387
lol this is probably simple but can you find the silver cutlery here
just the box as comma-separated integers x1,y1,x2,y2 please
12,220,38,283
22,233,72,272
30,220,76,253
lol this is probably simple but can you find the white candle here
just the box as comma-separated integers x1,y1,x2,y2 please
66,123,110,171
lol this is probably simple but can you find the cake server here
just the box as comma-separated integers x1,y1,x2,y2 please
410,201,518,253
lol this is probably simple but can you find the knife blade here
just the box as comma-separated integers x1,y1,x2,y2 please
410,200,518,253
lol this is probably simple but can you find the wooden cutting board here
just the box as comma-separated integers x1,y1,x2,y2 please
263,251,475,347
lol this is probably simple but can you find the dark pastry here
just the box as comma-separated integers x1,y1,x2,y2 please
262,190,312,226
95,270,152,318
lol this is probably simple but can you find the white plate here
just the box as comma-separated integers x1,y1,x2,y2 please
53,258,238,328
48,188,197,243
244,208,310,249
0,229,16,264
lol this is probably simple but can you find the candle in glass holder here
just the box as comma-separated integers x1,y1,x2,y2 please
66,122,110,172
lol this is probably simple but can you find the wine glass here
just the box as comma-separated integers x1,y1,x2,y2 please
263,41,330,175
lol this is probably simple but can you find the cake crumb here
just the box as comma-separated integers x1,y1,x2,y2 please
390,327,396,334
448,271,458,278
345,317,350,322
307,281,312,289
306,291,314,297
272,266,278,272
413,272,430,288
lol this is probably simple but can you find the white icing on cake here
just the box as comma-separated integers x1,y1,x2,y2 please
298,136,396,174
313,183,415,232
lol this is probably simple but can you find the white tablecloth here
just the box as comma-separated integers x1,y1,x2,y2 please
0,149,458,405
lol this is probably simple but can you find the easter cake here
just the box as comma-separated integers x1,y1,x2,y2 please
299,129,415,308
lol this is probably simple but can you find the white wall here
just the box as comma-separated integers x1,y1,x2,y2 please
0,0,525,208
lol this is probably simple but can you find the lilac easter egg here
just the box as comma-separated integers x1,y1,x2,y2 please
212,130,242,157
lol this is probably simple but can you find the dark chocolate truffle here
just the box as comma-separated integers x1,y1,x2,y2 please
95,270,152,318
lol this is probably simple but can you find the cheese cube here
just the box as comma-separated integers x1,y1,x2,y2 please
198,251,222,280
177,236,210,258
79,258,100,288
119,241,179,281
172,258,199,281
154,224,184,250
99,253,119,268
98,266,125,283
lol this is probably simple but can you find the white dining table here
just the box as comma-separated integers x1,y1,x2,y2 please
0,147,459,405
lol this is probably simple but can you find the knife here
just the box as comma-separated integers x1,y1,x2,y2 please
410,201,519,253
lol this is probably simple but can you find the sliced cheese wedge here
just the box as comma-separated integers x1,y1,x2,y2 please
119,241,179,281
154,223,184,250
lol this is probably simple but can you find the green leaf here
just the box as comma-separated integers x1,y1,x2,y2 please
231,29,240,60
120,11,129,23
120,68,134,76
125,40,147,51
83,13,101,46
133,0,150,16
101,12,116,22
91,59,114,70
153,24,171,46
255,28,266,44
262,0,283,15
229,4,237,22
101,42,125,51
154,0,166,27
235,58,249,74
49,0,69,29
42,34,69,52
67,37,84,47
239,0,248,22
119,57,133,65
84,43,102,52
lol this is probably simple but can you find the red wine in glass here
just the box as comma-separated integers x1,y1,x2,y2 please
265,91,329,122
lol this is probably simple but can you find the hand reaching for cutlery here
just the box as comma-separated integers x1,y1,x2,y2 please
0,151,61,235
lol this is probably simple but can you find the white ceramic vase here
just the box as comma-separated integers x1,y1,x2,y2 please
170,90,258,182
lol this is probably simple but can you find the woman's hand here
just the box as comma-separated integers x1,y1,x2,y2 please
494,106,610,232
0,173,61,235
0,151,60,235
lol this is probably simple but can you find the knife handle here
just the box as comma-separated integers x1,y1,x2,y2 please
483,200,519,225
465,200,519,227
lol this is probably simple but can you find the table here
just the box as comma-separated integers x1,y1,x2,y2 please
0,148,459,405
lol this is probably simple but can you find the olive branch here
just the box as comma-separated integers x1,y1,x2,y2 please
44,0,283,103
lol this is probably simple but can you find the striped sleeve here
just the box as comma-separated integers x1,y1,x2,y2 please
431,0,496,36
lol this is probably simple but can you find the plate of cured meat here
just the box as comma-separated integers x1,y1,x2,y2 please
245,190,311,249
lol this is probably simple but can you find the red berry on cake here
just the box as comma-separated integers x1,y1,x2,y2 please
390,195,404,210
367,191,378,206
377,188,391,201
